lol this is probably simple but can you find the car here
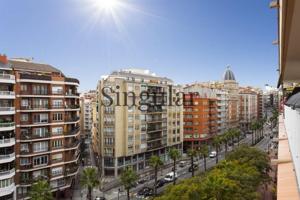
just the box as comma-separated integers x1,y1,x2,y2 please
95,197,106,200
209,151,217,158
179,161,187,167
155,179,166,188
188,164,198,172
164,172,178,182
136,187,154,198
137,178,147,184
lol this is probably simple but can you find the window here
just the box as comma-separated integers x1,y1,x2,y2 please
52,140,63,149
21,114,28,122
0,178,13,188
21,143,29,152
33,127,48,137
21,99,29,107
32,85,48,95
20,158,30,166
21,84,28,92
52,86,63,94
52,127,63,135
52,99,63,108
52,153,63,162
33,113,48,123
51,167,63,176
33,141,48,152
52,113,63,121
33,155,48,166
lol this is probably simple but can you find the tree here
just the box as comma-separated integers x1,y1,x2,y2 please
199,145,209,171
250,121,259,145
187,149,198,177
29,179,53,200
168,148,181,185
221,131,230,155
80,167,100,200
120,167,138,200
233,129,241,146
212,135,222,164
149,155,164,196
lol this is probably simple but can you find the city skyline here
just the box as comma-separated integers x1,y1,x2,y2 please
0,0,278,91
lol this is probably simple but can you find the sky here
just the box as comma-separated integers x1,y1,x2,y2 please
0,0,278,92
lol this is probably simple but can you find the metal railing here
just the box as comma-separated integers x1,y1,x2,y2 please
0,152,15,160
0,91,15,96
0,74,15,80
0,122,15,128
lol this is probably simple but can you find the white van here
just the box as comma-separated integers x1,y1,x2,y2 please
164,172,178,182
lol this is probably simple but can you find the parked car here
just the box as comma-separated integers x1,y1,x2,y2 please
179,161,187,168
137,178,147,185
95,197,106,200
136,187,154,198
156,179,166,188
209,151,217,158
188,164,198,172
164,172,178,182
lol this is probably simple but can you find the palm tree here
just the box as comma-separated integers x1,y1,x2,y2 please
29,179,53,200
120,167,138,200
80,167,100,200
149,155,164,196
199,144,209,171
187,148,198,177
212,135,222,164
221,131,230,155
234,128,241,146
168,148,181,185
250,121,257,145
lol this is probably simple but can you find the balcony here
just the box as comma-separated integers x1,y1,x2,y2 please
0,138,15,148
65,104,80,110
20,105,49,111
65,128,80,137
0,122,15,132
64,166,79,177
0,107,15,115
0,168,15,179
20,73,51,81
0,182,14,197
0,152,15,164
65,117,80,123
0,91,15,99
20,132,51,141
65,77,79,84
64,140,80,149
0,74,15,84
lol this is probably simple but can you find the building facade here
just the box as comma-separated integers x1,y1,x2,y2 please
182,92,218,151
6,58,81,199
239,87,258,131
80,90,96,139
96,69,183,177
0,55,16,200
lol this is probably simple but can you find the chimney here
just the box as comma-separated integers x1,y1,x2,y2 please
0,54,8,64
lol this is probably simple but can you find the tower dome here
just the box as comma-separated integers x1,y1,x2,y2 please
223,66,236,81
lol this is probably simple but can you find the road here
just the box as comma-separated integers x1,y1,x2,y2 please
106,132,272,200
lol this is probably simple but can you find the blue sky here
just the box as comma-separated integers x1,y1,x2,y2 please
0,0,278,92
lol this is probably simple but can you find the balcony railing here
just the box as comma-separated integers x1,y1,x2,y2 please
0,91,15,96
65,117,80,122
21,105,49,110
65,128,80,136
0,168,15,176
64,140,80,149
65,77,79,84
0,137,15,145
0,152,15,160
0,122,15,128
0,74,15,80
0,107,15,112
20,132,50,140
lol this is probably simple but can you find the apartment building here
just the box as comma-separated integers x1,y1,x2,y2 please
80,90,96,138
96,69,183,177
275,0,300,199
6,58,81,199
185,84,229,136
239,87,258,131
182,91,218,151
197,67,240,130
0,55,16,200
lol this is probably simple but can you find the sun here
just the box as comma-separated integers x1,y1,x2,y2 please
94,0,120,12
